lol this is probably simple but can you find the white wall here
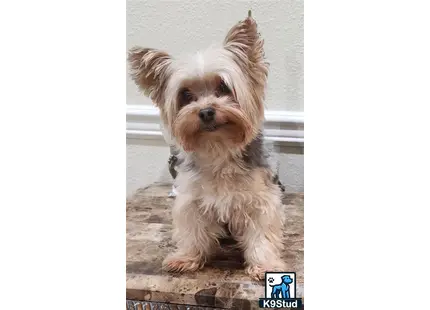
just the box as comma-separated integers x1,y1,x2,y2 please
126,0,304,197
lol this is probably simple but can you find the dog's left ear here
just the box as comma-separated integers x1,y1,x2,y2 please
128,47,172,107
223,13,268,115
223,12,268,77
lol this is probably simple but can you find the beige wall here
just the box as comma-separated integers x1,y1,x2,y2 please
126,0,304,197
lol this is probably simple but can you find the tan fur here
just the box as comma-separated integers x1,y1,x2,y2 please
128,13,285,280
127,47,172,124
163,160,286,280
173,95,253,152
224,15,269,121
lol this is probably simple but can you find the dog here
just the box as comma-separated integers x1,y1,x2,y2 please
127,11,286,280
270,275,293,299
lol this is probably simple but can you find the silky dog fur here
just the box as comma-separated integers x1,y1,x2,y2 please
128,12,286,280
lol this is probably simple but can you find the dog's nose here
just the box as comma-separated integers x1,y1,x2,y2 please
198,107,215,122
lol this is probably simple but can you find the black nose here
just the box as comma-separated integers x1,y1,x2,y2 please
198,107,215,122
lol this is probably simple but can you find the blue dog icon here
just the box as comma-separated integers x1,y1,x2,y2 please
269,275,293,299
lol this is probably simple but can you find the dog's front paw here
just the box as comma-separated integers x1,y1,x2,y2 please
245,265,267,281
245,261,287,281
162,255,204,273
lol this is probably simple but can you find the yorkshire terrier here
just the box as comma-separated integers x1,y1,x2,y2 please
128,11,286,280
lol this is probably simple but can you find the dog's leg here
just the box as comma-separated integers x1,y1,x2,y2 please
231,187,286,281
280,286,287,299
243,219,286,280
162,193,225,273
272,287,281,299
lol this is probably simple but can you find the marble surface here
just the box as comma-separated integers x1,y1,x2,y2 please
126,183,304,309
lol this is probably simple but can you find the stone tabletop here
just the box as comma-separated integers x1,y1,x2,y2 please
126,183,304,309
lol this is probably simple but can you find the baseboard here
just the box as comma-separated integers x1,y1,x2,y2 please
126,105,304,147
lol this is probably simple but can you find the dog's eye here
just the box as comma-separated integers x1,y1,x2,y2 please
178,88,196,108
216,80,231,97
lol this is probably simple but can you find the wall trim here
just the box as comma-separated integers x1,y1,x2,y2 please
126,105,304,146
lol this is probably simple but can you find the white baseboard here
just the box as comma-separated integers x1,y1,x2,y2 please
126,105,304,146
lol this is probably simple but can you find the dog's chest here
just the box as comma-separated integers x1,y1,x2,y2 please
177,153,273,221
193,167,268,222
198,164,250,194
198,176,249,223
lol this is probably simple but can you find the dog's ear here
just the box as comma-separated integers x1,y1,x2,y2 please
223,12,268,116
128,47,172,107
223,12,268,76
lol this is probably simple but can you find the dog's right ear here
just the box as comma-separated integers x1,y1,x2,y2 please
128,47,172,107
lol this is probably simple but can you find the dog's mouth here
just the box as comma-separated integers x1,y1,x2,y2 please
202,122,229,132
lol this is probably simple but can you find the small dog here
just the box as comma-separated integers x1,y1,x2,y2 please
128,11,286,280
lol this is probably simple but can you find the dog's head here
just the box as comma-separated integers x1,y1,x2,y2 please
128,12,268,154
281,275,293,284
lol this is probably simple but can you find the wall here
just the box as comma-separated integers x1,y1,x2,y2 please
126,0,304,197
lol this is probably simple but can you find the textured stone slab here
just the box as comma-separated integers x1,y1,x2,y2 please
126,183,304,309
